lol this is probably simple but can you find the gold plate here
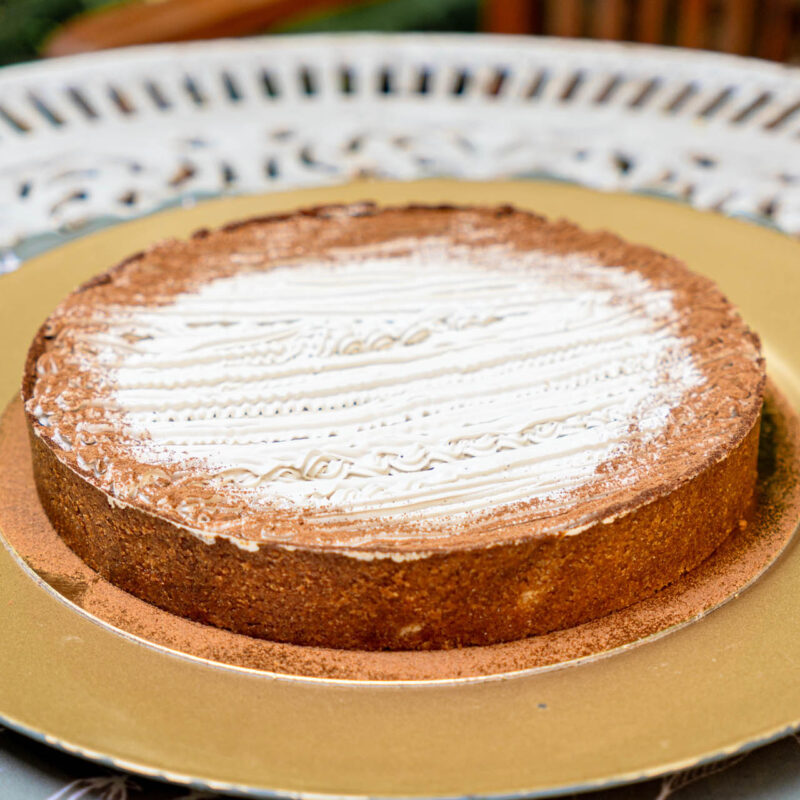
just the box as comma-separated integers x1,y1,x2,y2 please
2,180,800,797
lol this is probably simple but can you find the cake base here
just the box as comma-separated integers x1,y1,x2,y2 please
1,384,797,683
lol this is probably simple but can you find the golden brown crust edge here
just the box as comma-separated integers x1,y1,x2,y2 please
25,409,760,651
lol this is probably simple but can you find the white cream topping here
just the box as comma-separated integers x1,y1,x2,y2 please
72,241,704,526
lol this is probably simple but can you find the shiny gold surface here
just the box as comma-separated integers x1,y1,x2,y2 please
2,181,800,796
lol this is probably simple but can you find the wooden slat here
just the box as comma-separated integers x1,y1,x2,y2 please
756,0,793,61
44,0,366,57
593,0,626,40
483,0,537,34
678,0,711,49
635,0,668,43
720,0,756,54
548,0,583,37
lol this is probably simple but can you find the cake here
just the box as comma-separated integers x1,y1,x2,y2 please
22,203,766,651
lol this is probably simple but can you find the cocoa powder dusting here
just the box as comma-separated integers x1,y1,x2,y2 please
23,204,765,552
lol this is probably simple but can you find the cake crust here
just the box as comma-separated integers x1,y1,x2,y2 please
22,203,766,650
27,419,759,649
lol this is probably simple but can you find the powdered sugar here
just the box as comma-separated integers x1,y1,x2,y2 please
74,242,704,524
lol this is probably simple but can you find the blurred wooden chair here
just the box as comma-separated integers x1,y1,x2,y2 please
484,0,797,61
44,0,369,57
44,0,799,62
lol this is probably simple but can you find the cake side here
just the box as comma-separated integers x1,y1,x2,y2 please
26,409,760,649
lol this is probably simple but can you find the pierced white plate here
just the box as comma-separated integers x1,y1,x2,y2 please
0,33,799,267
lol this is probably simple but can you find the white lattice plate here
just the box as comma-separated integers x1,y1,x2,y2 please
1,33,800,272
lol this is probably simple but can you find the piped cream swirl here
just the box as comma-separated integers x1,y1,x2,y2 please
50,241,704,526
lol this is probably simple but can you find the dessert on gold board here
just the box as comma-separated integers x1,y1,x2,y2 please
21,203,765,651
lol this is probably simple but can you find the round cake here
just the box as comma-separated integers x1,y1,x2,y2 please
22,203,765,651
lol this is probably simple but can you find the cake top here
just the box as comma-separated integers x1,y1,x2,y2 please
24,204,765,553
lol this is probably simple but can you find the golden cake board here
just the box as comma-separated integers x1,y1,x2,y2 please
2,180,800,797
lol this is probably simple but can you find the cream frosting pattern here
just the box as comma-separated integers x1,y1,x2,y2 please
41,240,705,526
